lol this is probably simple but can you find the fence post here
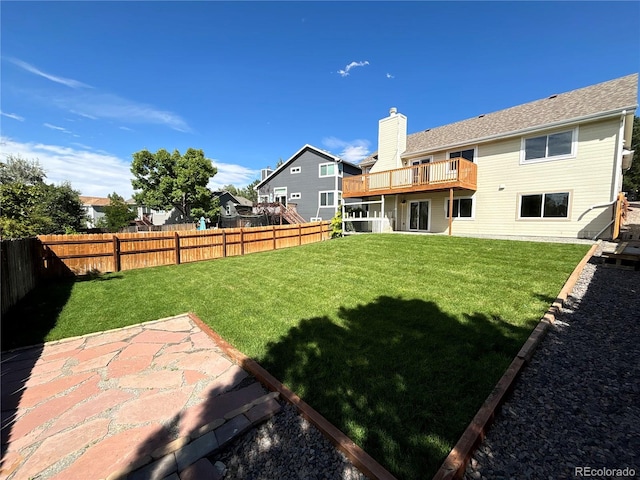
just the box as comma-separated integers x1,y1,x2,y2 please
112,236,121,272
174,232,181,265
222,230,227,258
298,224,302,245
240,229,245,256
272,226,276,251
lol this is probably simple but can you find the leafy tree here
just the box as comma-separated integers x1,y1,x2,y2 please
0,154,46,185
0,157,85,238
622,116,640,200
131,148,218,221
39,182,85,234
104,192,137,232
240,179,259,203
222,184,240,197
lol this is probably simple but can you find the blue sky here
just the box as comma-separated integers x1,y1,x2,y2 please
1,1,639,198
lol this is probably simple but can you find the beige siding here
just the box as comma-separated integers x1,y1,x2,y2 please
372,114,407,173
392,117,621,238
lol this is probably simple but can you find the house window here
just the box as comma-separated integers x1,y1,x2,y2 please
319,191,336,207
274,187,287,206
519,192,569,218
445,198,473,218
225,204,231,215
290,166,301,174
448,148,475,171
310,217,322,222
290,192,301,200
319,163,336,177
522,129,576,162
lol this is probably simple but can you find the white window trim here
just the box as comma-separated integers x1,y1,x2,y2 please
520,127,578,165
290,192,301,200
444,195,475,220
319,190,338,208
517,190,572,221
273,187,287,196
319,162,336,178
310,217,322,222
290,166,301,174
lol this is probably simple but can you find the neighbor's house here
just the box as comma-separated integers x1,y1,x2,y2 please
343,74,637,239
212,191,254,217
80,196,110,228
255,144,362,222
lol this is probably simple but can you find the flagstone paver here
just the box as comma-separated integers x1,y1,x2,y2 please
0,314,281,480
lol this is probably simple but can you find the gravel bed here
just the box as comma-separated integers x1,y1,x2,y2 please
212,402,368,480
465,250,640,480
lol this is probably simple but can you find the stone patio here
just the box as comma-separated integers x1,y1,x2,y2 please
0,314,281,480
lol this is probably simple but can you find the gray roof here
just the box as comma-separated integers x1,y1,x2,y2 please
372,74,638,160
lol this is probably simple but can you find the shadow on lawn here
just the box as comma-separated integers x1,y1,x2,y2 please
0,274,120,469
255,295,531,480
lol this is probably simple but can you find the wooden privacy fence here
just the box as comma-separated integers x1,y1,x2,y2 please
1,238,41,315
38,221,331,276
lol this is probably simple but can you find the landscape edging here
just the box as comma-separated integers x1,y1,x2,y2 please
188,312,398,480
432,241,599,480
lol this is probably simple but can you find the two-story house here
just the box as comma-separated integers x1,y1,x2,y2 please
255,144,362,222
343,74,637,239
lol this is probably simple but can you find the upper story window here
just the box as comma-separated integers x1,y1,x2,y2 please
290,192,301,200
290,166,301,174
319,163,336,177
448,148,475,163
448,148,475,171
522,129,576,163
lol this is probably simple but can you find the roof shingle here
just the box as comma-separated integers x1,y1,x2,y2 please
368,74,638,161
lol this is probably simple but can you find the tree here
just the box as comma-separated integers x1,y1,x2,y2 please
104,192,136,232
0,154,46,185
131,148,218,221
622,116,640,200
240,179,259,203
0,156,85,238
222,184,240,197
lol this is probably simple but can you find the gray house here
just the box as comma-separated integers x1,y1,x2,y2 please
255,144,362,222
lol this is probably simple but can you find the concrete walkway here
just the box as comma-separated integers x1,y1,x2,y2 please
0,314,281,480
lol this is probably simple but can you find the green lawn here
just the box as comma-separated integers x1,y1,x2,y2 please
3,234,589,479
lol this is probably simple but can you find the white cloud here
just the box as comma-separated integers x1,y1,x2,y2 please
322,137,371,163
43,123,72,134
0,111,25,122
209,161,259,190
119,126,134,131
337,60,370,77
70,110,98,120
8,58,92,89
52,92,191,133
0,137,134,198
386,73,395,79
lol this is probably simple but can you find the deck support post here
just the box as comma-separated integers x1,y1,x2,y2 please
448,188,454,236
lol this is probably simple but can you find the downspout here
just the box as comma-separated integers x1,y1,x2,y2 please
592,219,615,241
612,111,627,201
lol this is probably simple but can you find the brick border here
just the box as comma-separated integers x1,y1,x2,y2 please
188,313,397,480
432,242,599,480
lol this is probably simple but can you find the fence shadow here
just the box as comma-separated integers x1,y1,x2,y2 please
0,277,75,471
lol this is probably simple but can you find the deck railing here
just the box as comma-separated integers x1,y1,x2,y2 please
343,157,477,197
